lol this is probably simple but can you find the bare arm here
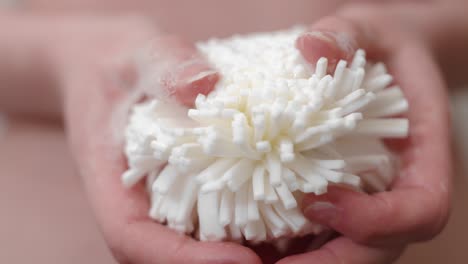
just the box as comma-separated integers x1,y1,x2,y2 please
339,0,468,87
0,11,61,119
0,11,156,120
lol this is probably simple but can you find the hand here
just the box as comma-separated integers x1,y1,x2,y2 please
59,17,261,264
278,5,452,264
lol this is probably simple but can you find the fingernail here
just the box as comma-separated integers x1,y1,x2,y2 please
174,70,218,106
186,70,218,84
306,31,356,55
297,30,358,71
296,31,341,71
303,31,337,44
304,202,339,225
297,32,337,55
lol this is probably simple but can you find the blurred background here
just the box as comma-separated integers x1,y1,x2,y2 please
1,0,467,263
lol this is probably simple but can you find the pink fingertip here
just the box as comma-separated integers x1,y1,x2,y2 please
296,31,354,72
175,71,219,107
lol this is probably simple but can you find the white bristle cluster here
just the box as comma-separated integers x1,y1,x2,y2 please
123,28,409,242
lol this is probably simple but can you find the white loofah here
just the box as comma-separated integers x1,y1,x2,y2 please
122,28,409,243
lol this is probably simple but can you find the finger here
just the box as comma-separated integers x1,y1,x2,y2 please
302,39,452,246
117,215,261,264
141,36,218,107
171,59,219,107
302,187,446,246
277,237,404,264
160,35,219,106
295,15,379,71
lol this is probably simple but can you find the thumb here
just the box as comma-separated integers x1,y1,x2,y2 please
170,58,219,107
136,36,218,107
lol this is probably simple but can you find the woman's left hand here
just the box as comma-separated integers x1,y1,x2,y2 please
278,4,452,264
59,17,262,264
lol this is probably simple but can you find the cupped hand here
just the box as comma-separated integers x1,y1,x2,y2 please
58,17,261,264
58,10,452,264
279,5,452,264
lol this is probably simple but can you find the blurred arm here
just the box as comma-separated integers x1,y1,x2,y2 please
425,1,468,87
0,11,155,121
0,11,62,120
341,0,468,87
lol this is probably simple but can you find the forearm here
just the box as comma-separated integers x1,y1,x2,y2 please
388,1,468,87
340,1,468,87
424,1,468,87
0,11,156,121
0,11,62,120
